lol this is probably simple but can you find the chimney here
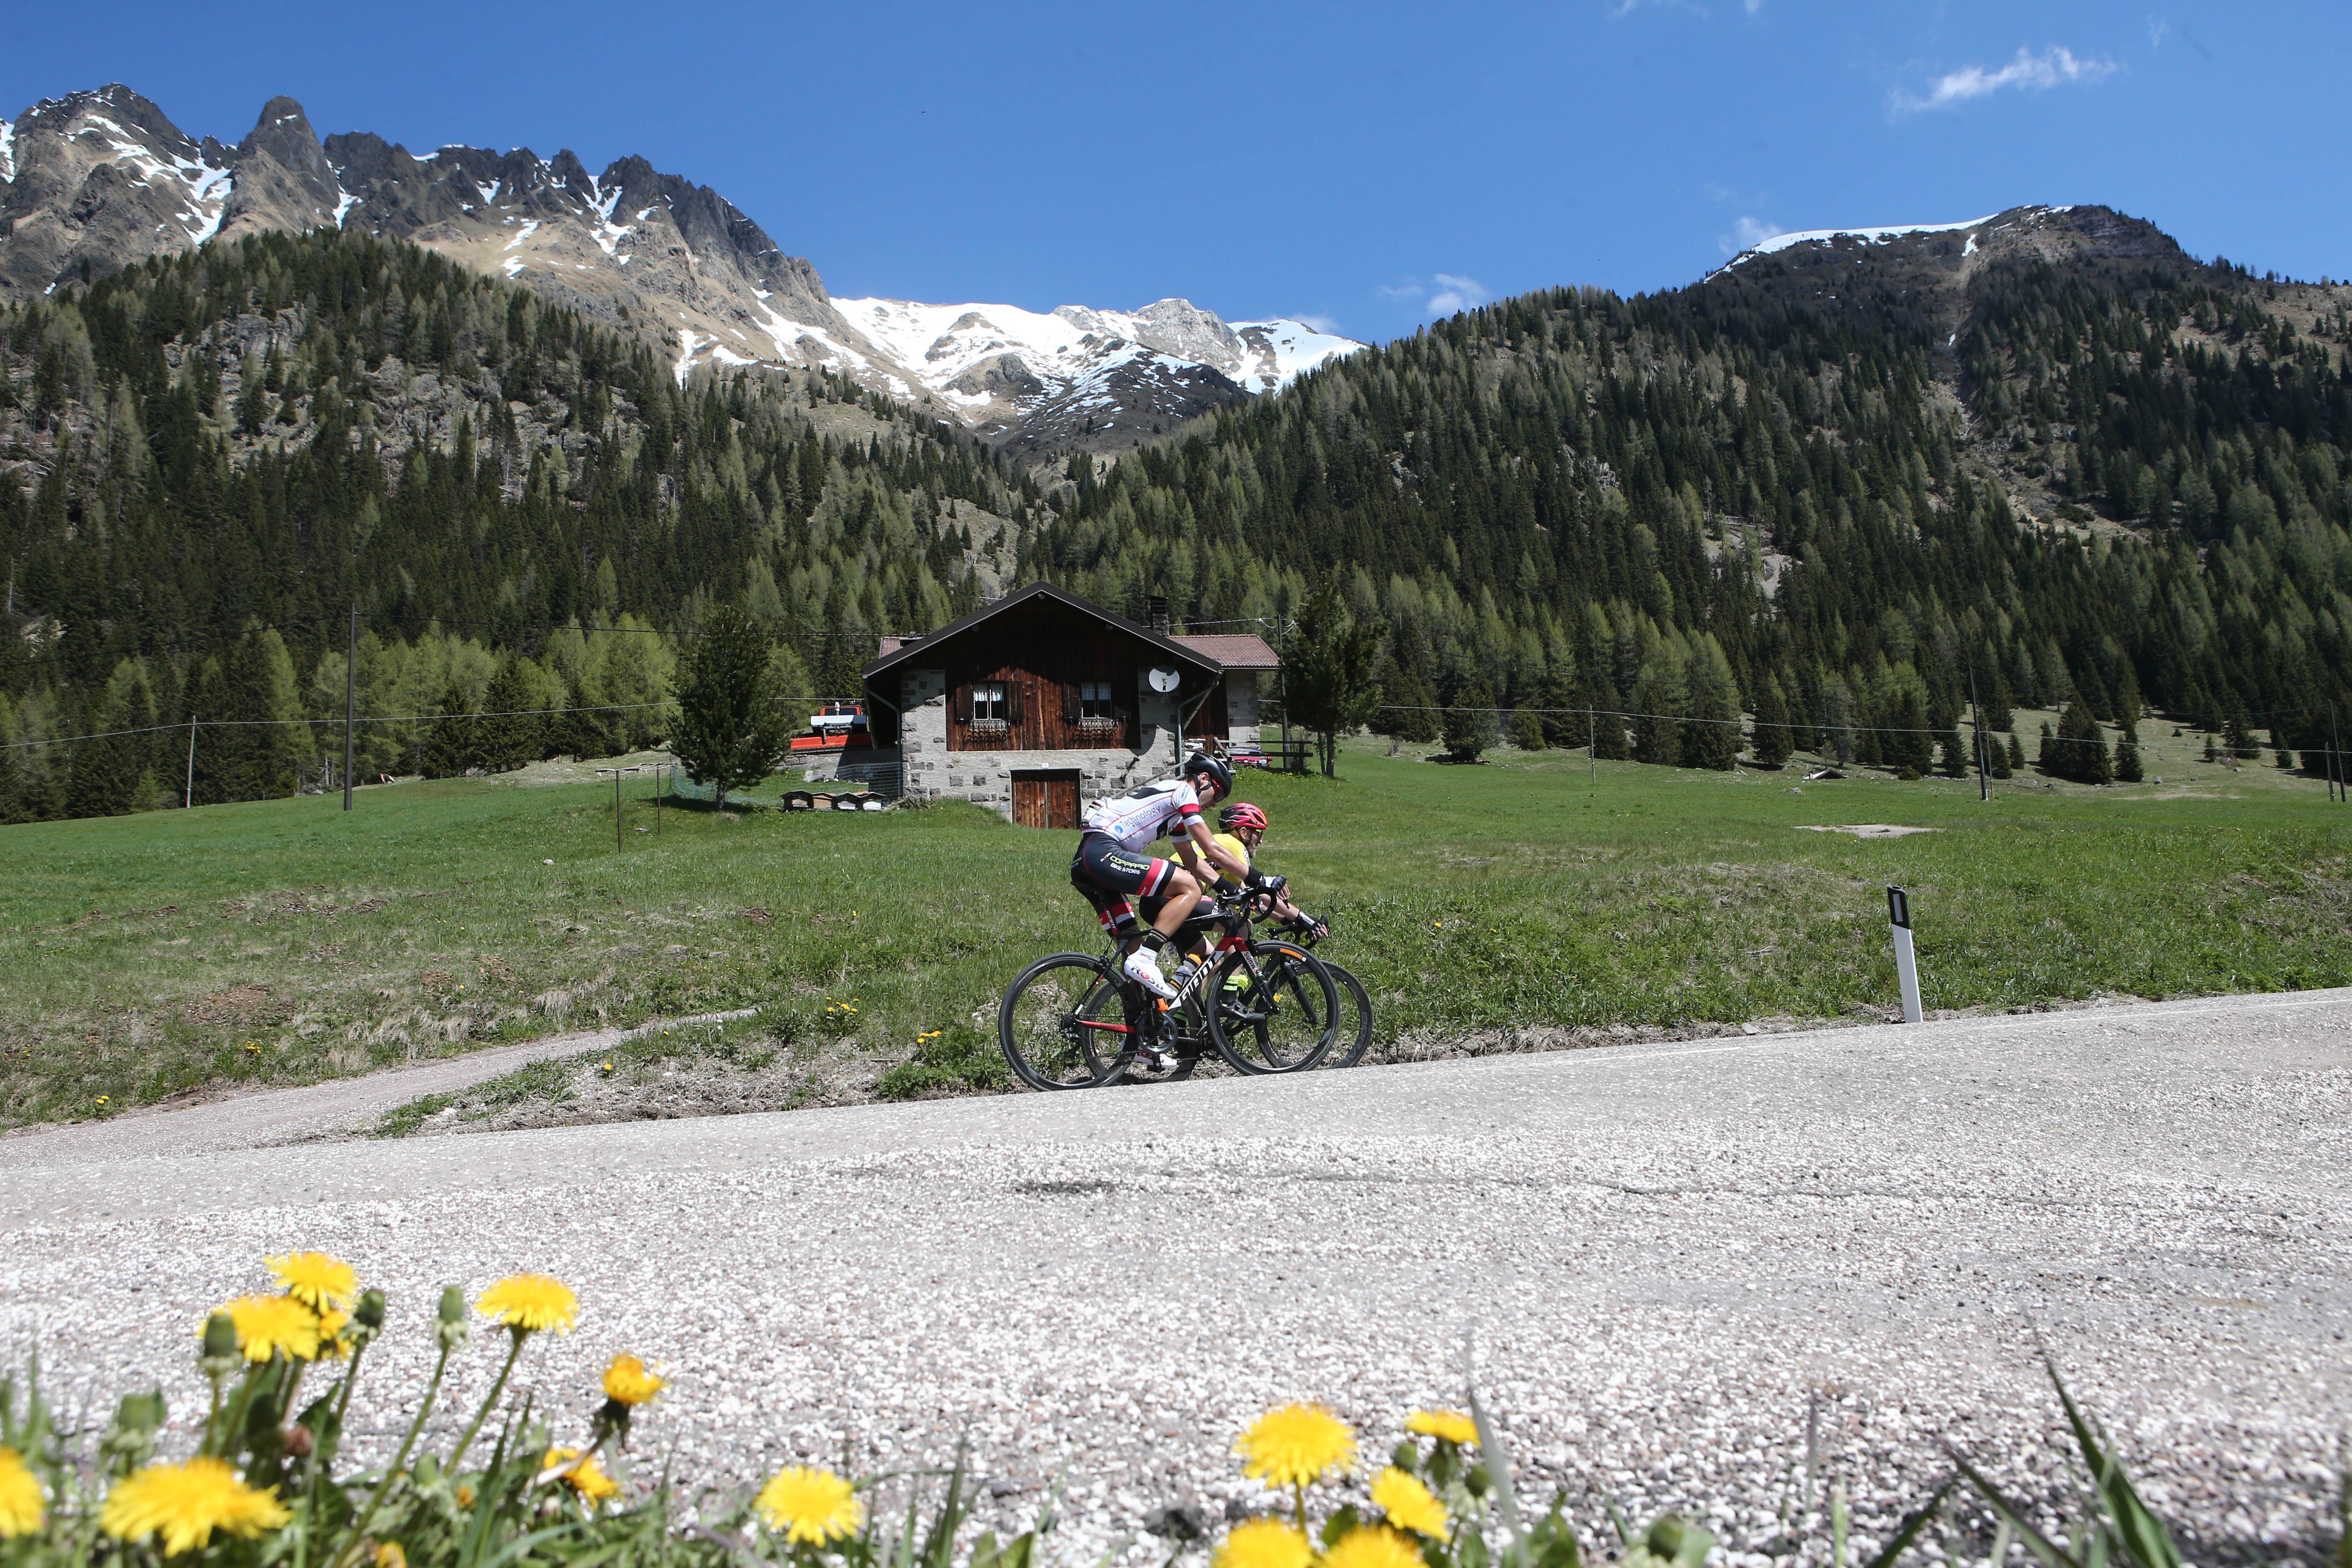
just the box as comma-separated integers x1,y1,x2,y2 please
1147,595,1171,634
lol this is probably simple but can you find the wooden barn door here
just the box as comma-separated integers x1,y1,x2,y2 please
1010,769,1082,828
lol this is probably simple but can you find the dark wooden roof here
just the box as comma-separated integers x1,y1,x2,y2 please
863,582,1228,680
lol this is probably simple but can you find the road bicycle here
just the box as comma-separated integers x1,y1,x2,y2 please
1269,913,1374,1069
998,889,1343,1089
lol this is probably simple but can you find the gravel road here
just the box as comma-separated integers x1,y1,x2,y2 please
4,991,2346,1566
0,1010,755,1161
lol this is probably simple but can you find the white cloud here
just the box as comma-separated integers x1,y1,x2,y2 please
1719,215,1786,255
1888,45,2119,118
1377,275,1490,317
2147,18,2172,48
1294,313,1340,334
1426,274,1490,314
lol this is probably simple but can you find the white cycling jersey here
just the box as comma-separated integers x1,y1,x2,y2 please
1080,778,1203,852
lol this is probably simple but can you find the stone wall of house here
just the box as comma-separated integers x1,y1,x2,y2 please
1229,674,1261,745
896,666,1184,818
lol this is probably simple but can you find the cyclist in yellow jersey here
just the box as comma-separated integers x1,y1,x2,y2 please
1157,802,1325,984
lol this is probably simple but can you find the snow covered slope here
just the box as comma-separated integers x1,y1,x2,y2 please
0,83,1365,459
1709,206,2092,279
826,296,1362,454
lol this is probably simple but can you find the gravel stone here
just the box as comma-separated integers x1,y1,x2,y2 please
2,990,2346,1566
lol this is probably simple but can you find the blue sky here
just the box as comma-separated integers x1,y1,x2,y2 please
4,1,2344,342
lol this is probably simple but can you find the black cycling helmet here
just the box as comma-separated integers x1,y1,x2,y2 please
1183,752,1234,796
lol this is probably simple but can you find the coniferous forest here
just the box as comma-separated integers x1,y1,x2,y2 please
1031,231,2352,772
3,218,2350,820
0,230,1030,816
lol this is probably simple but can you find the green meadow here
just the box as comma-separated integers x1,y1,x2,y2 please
5,736,2347,1130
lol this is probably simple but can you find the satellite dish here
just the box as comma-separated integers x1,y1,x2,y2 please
1147,666,1181,694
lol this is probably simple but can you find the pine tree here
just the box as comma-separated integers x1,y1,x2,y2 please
1507,709,1546,751
1680,636,1739,771
475,658,540,773
2038,721,2057,774
1533,664,1577,747
2114,735,2144,782
1630,655,1682,767
0,742,24,824
1580,671,1631,759
65,712,134,817
1750,675,1792,767
670,603,794,808
1284,580,1383,777
1387,642,1441,745
2056,697,2112,783
424,680,479,778
1886,690,1932,778
2004,733,2024,774
1442,677,1497,762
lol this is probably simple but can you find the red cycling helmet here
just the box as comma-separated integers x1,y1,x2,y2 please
1219,802,1269,834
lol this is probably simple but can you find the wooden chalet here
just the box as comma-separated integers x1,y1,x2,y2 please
862,583,1280,827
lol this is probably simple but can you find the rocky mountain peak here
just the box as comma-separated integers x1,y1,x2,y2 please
0,81,1364,459
220,94,342,238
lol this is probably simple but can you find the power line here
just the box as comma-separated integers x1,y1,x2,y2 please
0,695,872,753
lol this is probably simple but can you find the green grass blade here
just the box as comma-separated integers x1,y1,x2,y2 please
2045,1362,2181,1568
1945,1448,2087,1568
1861,1475,1959,1568
1465,1375,1525,1547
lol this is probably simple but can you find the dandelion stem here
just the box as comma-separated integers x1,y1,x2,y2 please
447,1328,528,1472
328,1338,451,1568
297,1336,372,1568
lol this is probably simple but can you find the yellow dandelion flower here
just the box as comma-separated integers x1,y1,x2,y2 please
1214,1518,1313,1568
1323,1526,1426,1568
0,1447,44,1537
269,1250,357,1312
1234,1404,1355,1488
475,1274,578,1334
217,1295,322,1362
1371,1468,1448,1538
542,1448,620,1504
755,1465,862,1544
100,1455,290,1555
374,1544,409,1568
1404,1410,1477,1446
456,1484,476,1509
314,1309,356,1359
602,1353,666,1406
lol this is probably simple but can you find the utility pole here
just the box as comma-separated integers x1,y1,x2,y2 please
2332,702,2345,804
1968,669,1990,802
184,715,197,809
1588,711,1597,786
342,602,358,811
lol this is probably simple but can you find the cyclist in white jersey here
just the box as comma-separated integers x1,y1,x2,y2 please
1070,752,1263,1000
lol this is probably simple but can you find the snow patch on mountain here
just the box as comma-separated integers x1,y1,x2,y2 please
0,119,15,184
830,296,1363,404
1230,319,1362,392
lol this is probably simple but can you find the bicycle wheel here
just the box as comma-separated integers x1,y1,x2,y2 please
998,954,1127,1089
1207,941,1340,1074
1315,960,1376,1069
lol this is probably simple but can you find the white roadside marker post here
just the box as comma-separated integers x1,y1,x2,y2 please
1887,886,1923,1024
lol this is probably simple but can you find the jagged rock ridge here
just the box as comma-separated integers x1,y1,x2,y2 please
0,85,1365,458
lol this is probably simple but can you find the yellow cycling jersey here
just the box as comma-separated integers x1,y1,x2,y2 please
1203,831,1252,888
1168,828,1252,892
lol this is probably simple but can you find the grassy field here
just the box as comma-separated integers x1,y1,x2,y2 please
4,733,2348,1132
